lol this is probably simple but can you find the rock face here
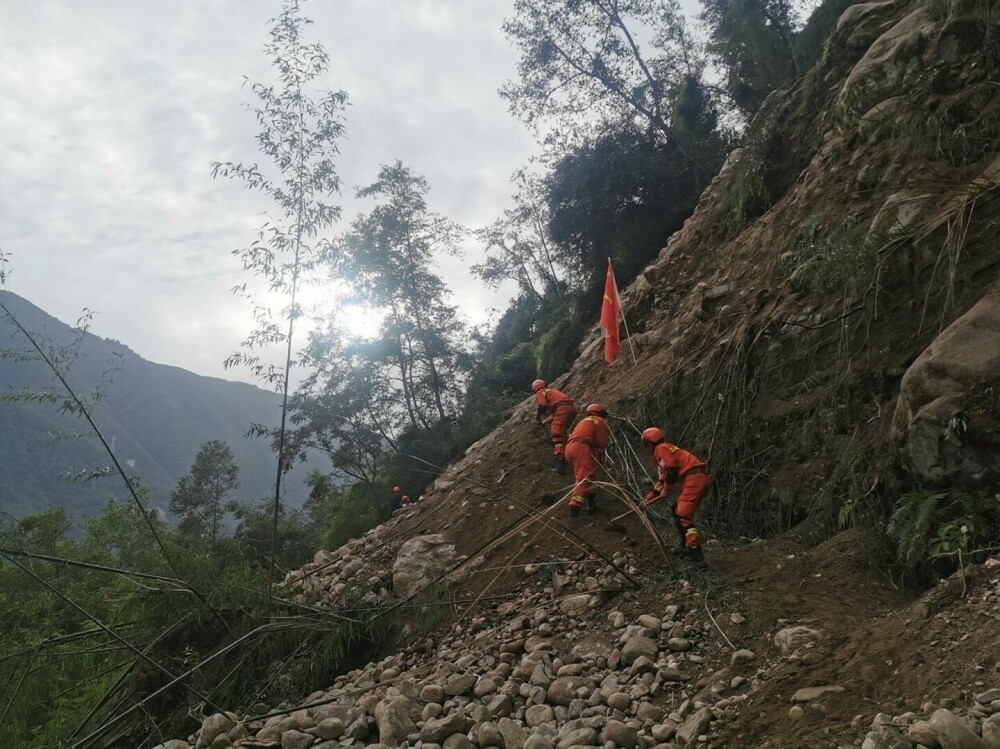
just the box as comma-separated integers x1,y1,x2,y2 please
892,283,1000,487
392,535,458,597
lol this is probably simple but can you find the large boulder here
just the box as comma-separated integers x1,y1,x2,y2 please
373,696,417,747
891,284,1000,487
392,535,457,598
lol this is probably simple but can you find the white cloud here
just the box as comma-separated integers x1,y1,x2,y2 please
0,0,536,382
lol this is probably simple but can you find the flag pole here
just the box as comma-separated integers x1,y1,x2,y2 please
609,257,638,367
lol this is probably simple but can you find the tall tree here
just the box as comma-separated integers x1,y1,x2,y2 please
335,162,470,428
212,0,347,579
501,0,701,146
700,0,800,116
169,440,240,550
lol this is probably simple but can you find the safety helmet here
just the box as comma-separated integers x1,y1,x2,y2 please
531,379,546,393
640,427,665,445
393,486,401,493
585,403,607,417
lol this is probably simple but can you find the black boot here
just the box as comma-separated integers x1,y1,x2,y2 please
688,546,708,570
569,507,580,518
585,496,596,515
551,456,567,475
669,543,688,558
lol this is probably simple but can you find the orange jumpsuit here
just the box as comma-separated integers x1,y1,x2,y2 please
565,415,608,510
647,442,711,550
535,388,577,460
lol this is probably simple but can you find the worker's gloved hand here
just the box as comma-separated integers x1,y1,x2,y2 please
654,481,664,494
644,490,657,505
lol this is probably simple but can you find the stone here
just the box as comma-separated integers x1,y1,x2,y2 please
423,703,443,721
862,730,914,749
281,730,315,749
211,736,231,749
557,727,599,748
499,717,528,749
345,715,373,742
374,696,417,747
602,720,639,748
311,718,345,740
198,714,237,749
774,626,821,655
606,693,631,712
421,714,475,744
548,677,588,706
477,721,505,748
637,615,662,630
651,724,676,743
675,707,712,745
524,736,555,749
156,742,191,749
560,594,595,614
891,283,1000,488
788,706,804,721
445,735,476,749
908,720,939,747
929,708,987,749
392,534,457,597
666,637,692,652
977,689,1000,705
476,678,499,698
636,703,664,723
443,673,477,696
527,705,556,727
422,684,446,703
791,685,845,703
730,649,756,668
983,715,1000,749
621,636,658,665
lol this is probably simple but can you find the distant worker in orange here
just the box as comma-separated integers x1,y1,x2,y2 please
565,404,609,517
640,428,711,568
390,486,403,513
532,379,577,475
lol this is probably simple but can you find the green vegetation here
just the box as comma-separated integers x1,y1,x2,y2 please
887,489,1000,570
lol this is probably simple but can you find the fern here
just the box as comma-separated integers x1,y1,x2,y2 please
887,489,997,569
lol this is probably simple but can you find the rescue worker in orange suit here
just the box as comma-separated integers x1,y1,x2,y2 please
532,379,577,475
390,486,403,513
640,428,711,568
565,404,609,517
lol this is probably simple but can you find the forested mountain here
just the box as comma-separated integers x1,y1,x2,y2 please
0,291,308,521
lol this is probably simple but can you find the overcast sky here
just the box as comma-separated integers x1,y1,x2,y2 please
0,0,537,384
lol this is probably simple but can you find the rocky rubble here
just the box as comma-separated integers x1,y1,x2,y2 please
153,551,770,749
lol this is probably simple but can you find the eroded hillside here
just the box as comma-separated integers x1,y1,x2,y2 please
149,2,1000,748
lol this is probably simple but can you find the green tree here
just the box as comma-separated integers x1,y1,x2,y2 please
501,0,701,147
169,440,240,549
212,0,348,578
700,0,800,116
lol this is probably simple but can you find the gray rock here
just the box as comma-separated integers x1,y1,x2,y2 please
444,734,476,749
560,594,595,614
524,736,554,749
198,714,236,749
548,677,588,706
666,637,691,652
650,724,675,743
977,690,1000,705
345,715,373,742
392,534,457,597
526,705,555,727
556,727,599,748
606,693,631,712
422,713,474,744
983,715,1000,749
602,720,639,748
861,730,913,749
422,684,446,703
908,720,938,747
891,284,1000,488
621,637,657,665
156,742,192,749
790,685,845,703
374,696,417,747
635,703,664,722
310,718,345,740
478,721,505,748
281,730,315,749
443,673,477,696
637,615,661,630
774,626,821,655
675,707,712,745
499,717,528,749
930,708,987,749
730,649,756,668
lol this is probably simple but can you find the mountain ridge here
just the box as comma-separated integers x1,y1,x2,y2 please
0,289,314,522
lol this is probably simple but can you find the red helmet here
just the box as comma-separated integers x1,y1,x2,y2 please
585,403,607,416
640,427,665,445
531,379,546,393
393,486,401,493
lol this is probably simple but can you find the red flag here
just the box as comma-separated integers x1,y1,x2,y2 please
600,260,622,363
